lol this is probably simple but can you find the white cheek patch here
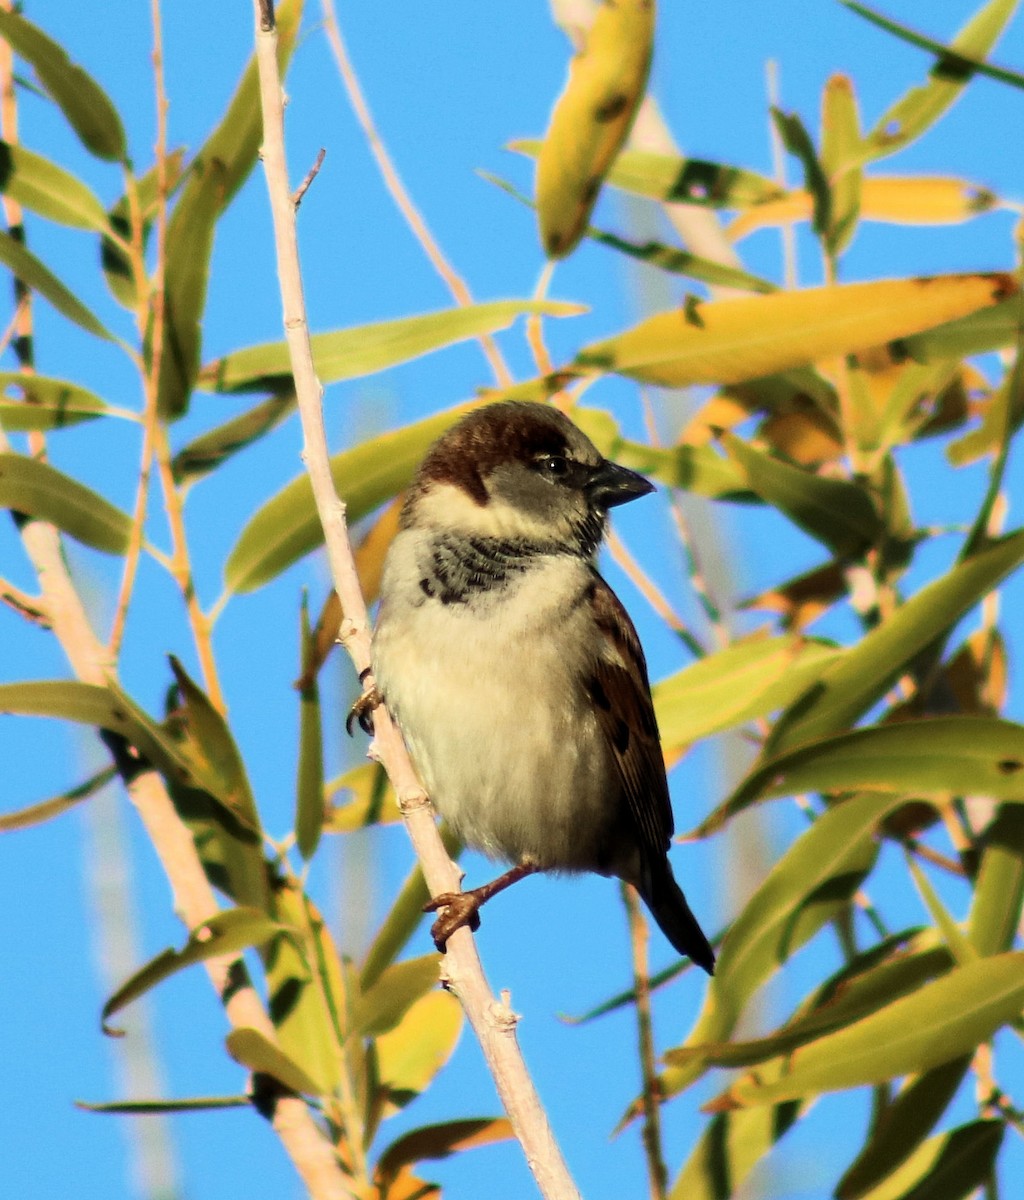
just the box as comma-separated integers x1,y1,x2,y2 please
416,482,572,543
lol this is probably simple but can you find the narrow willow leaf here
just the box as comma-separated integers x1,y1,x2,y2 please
512,140,785,208
652,633,840,753
353,955,441,1038
853,0,1020,161
846,1119,1002,1200
376,1119,514,1186
0,10,126,161
766,529,1024,756
360,825,463,990
225,1027,321,1096
482,171,779,293
669,1088,803,1200
0,230,113,340
225,406,471,593
844,0,1024,91
970,804,1024,956
0,141,108,231
904,294,1024,361
0,765,116,833
102,908,286,1035
266,882,345,1097
772,107,831,236
171,391,296,484
573,274,1015,389
714,954,1024,1108
837,1056,972,1199
0,373,129,431
535,0,653,257
0,453,131,553
102,149,187,310
729,175,1000,240
375,991,463,1109
77,1095,249,1114
155,0,303,418
169,657,262,838
721,432,884,556
821,74,863,254
324,762,400,833
713,717,1024,830
905,853,977,966
295,596,325,860
200,300,582,393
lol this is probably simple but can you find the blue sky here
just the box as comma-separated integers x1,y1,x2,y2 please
3,3,1024,1198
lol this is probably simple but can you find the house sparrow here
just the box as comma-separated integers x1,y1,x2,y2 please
369,401,715,974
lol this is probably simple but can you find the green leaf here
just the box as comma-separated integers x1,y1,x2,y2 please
0,10,126,161
76,1095,249,1114
848,1120,1002,1200
479,170,777,293
820,74,864,255
295,596,325,861
225,405,468,593
766,529,1024,756
0,765,116,833
711,718,1024,831
772,107,831,237
376,1118,514,1187
721,431,884,556
266,882,346,1097
837,1056,972,1199
511,140,785,208
0,453,131,553
199,300,583,394
225,1026,322,1097
352,954,441,1038
852,0,1020,161
154,0,304,418
844,0,1024,92
572,275,1015,389
169,658,262,838
171,391,296,484
0,230,113,341
101,908,286,1035
904,295,1024,361
715,953,1024,1107
0,141,108,231
652,633,840,753
970,803,1024,956
0,373,130,431
669,1088,803,1200
905,853,977,966
102,149,187,310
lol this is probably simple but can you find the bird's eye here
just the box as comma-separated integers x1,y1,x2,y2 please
537,454,569,477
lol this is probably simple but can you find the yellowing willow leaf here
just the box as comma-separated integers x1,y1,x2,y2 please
535,0,654,257
573,274,1015,388
712,953,1024,1109
0,141,109,232
729,176,999,239
225,1027,322,1097
0,374,129,431
0,453,131,553
0,230,113,342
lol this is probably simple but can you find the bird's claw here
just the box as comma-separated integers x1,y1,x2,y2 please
346,686,382,736
424,891,482,950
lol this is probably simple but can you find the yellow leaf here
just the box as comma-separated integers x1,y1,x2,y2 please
729,176,999,240
375,991,462,1114
537,0,654,257
574,274,1016,389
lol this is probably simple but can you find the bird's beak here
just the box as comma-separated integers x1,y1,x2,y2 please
586,460,655,509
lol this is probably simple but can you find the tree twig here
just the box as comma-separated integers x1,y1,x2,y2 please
251,4,581,1196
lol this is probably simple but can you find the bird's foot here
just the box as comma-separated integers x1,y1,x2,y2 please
424,891,483,951
346,685,382,736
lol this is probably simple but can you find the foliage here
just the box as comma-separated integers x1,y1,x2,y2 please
2,2,1024,1199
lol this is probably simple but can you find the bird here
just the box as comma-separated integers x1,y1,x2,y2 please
367,400,715,975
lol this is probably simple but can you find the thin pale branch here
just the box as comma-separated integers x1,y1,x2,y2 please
251,6,580,1197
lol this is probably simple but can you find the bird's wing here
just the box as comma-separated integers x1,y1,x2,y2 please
585,571,674,862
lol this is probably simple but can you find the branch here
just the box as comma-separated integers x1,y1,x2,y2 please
251,4,581,1196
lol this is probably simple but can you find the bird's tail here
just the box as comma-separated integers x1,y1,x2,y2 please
639,860,715,976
